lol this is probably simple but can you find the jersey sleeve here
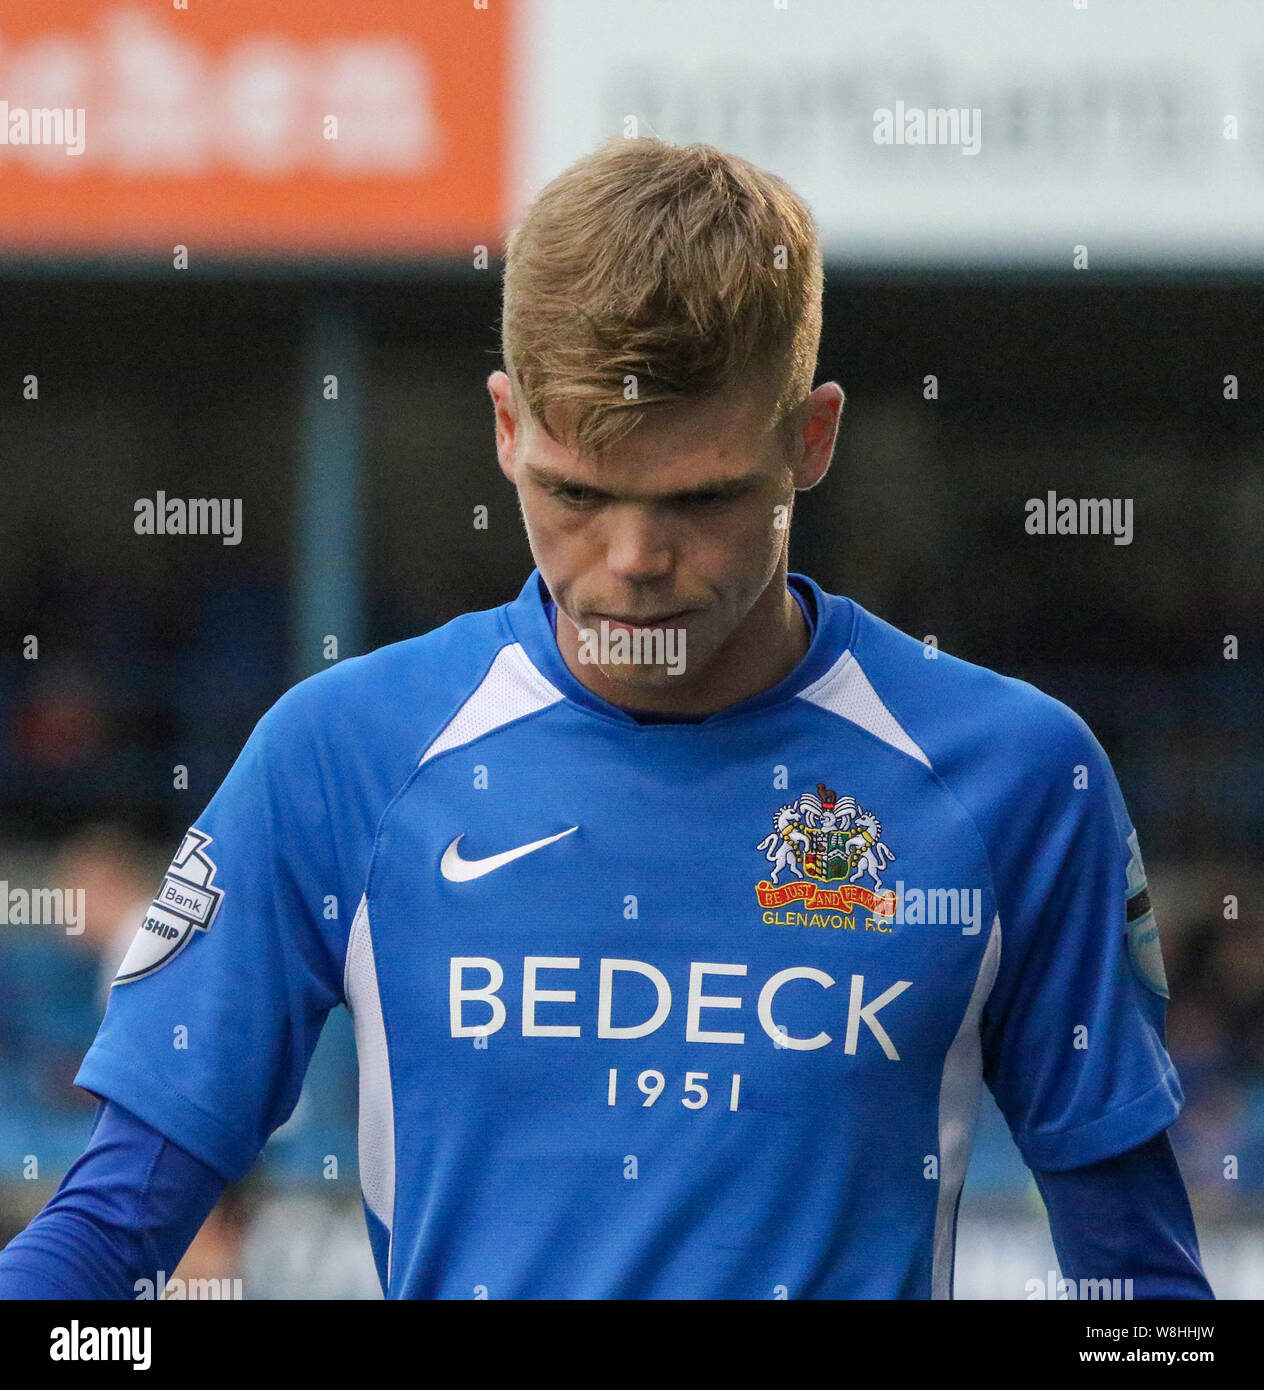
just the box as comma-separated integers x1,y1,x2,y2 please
980,701,1183,1172
74,684,347,1183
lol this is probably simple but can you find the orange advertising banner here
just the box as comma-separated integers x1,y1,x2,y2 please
0,0,513,256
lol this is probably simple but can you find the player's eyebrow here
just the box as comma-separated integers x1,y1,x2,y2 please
524,462,763,503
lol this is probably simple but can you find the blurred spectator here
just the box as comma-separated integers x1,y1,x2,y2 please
0,824,153,1123
159,1181,257,1300
48,823,158,1004
1166,917,1264,1211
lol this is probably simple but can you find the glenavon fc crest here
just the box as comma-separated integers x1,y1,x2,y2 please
755,784,898,928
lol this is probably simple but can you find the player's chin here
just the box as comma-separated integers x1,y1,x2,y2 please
598,660,687,691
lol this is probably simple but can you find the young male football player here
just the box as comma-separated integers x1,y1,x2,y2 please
0,138,1212,1299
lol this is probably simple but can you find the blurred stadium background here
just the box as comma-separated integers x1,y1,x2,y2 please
0,0,1261,1298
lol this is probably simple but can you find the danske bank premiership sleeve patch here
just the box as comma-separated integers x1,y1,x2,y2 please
113,828,225,985
1124,828,1168,999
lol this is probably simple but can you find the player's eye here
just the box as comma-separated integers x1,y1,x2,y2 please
550,485,599,508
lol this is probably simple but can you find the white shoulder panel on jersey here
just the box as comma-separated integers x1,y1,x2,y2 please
797,651,933,769
420,642,564,766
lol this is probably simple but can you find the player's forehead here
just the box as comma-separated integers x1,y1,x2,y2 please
522,384,783,499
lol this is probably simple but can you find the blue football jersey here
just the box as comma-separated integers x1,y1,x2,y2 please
76,570,1182,1299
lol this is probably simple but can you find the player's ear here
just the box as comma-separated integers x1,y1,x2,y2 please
488,371,519,481
791,382,844,492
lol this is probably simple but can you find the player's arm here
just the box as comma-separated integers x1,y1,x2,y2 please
977,696,1212,1293
1033,1129,1213,1299
0,1099,226,1299
2,676,356,1302
67,681,349,1199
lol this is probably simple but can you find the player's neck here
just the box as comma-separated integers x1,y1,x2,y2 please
554,570,810,717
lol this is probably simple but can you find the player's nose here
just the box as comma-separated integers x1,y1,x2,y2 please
603,505,674,584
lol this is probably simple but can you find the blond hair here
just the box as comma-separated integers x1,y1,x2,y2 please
501,137,823,459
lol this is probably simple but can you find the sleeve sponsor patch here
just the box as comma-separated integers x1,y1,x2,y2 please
112,828,224,985
1124,829,1168,999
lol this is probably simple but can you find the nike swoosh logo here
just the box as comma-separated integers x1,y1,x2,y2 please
440,826,579,883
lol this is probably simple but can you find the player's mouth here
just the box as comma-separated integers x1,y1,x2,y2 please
594,609,696,631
